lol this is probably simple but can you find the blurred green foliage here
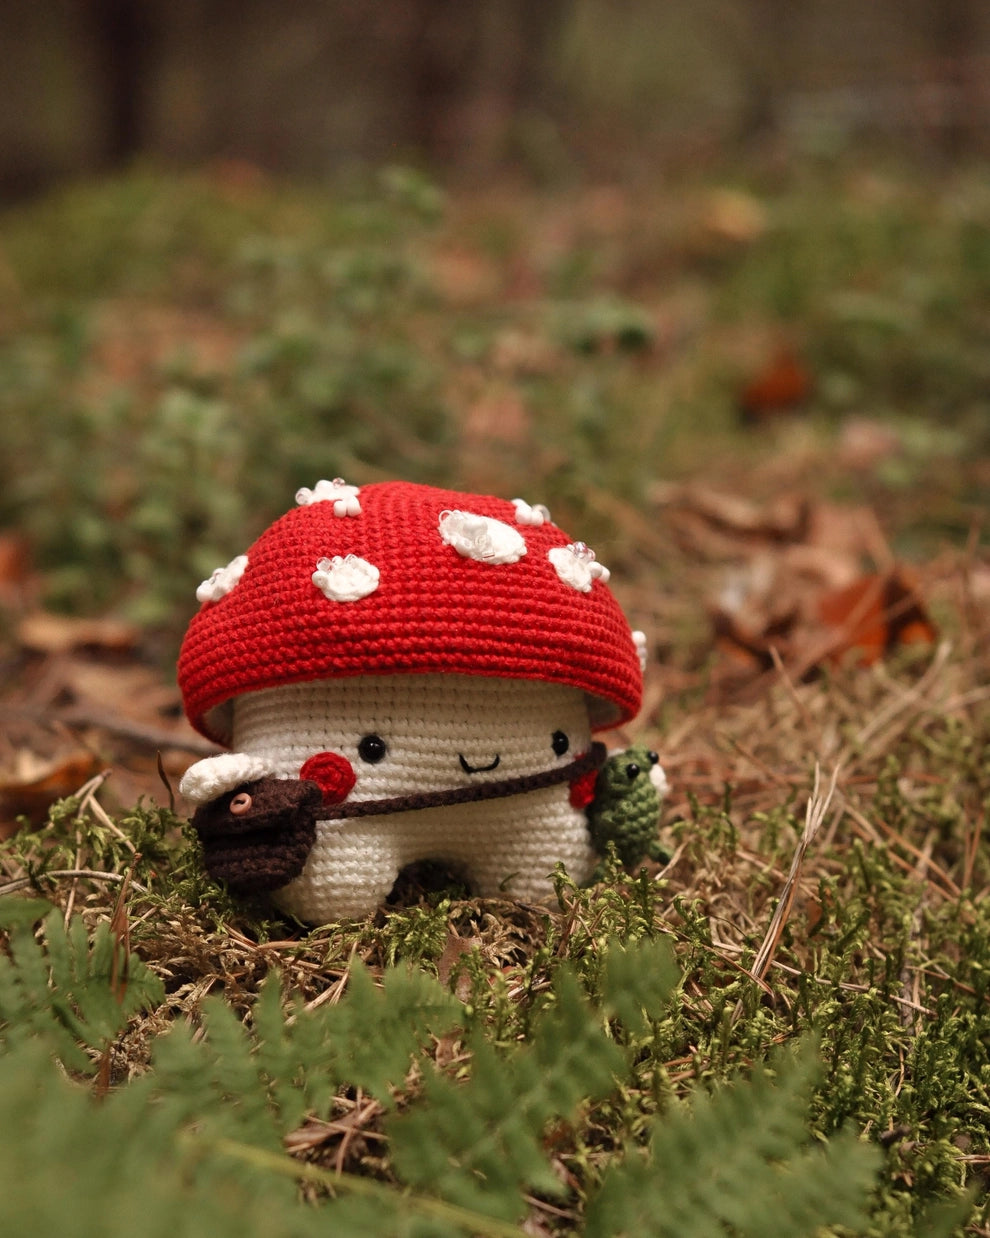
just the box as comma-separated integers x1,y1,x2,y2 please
0,159,986,632
715,167,990,435
0,168,456,625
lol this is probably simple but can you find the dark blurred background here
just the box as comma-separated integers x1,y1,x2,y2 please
4,0,990,198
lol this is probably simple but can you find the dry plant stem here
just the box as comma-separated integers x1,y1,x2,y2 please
157,751,176,812
66,775,107,923
54,706,217,755
73,770,139,854
946,685,990,710
962,808,984,893
95,863,137,1095
108,864,135,997
335,1090,378,1175
851,640,952,757
746,954,935,1016
523,1196,580,1224
722,734,795,789
769,646,822,745
63,827,84,928
0,868,149,898
843,803,961,899
583,482,672,565
284,1108,388,1155
733,764,840,1023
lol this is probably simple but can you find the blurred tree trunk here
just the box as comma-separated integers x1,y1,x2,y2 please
85,0,158,169
731,0,799,142
7,0,990,199
394,0,567,163
929,0,980,156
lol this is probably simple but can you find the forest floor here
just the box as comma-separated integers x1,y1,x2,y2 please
0,156,988,1236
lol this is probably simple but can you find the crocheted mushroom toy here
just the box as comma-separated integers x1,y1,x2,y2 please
178,479,660,923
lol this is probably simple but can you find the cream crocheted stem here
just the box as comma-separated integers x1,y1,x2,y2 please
315,743,605,818
230,673,599,921
274,784,592,922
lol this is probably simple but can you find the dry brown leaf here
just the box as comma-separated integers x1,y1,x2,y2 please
0,749,104,833
677,486,937,696
710,563,938,696
18,612,140,655
437,930,482,1002
57,660,182,719
817,569,938,667
712,605,796,673
804,502,893,570
837,417,904,470
652,483,809,543
0,532,32,588
739,347,813,422
700,188,768,246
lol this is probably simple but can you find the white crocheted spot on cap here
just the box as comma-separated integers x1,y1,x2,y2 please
295,478,362,517
632,629,648,674
438,509,527,565
511,498,551,527
196,554,248,604
313,554,380,602
548,543,610,593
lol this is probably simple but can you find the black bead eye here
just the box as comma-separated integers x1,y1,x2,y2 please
625,763,641,781
648,750,659,765
551,730,570,756
357,734,388,764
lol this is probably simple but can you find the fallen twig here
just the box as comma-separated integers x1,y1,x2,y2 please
0,868,149,898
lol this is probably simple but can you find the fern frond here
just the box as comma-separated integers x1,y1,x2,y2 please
204,1135,532,1238
149,958,462,1151
599,935,680,1035
0,899,163,1071
0,1039,321,1238
390,964,626,1223
0,915,894,1238
585,1041,882,1238
913,1193,980,1238
329,958,463,1100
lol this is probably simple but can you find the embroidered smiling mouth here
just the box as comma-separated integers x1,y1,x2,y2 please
458,752,501,774
317,743,606,820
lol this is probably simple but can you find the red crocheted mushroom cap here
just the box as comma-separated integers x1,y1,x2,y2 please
178,481,642,744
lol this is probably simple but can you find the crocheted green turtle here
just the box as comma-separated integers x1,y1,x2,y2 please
586,744,668,876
